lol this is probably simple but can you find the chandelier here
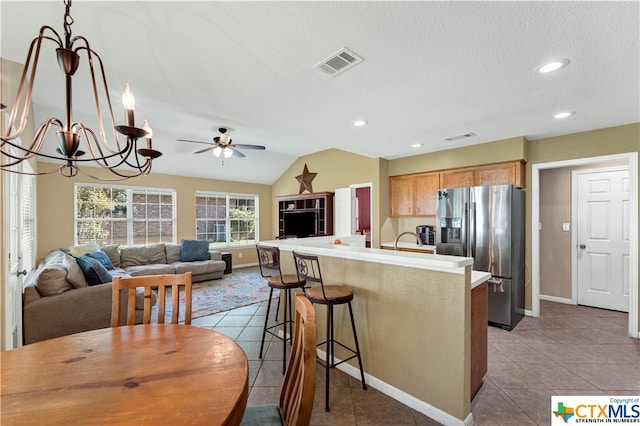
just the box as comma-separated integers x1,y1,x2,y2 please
0,0,162,180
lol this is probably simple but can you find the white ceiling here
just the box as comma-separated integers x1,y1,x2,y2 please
2,1,638,185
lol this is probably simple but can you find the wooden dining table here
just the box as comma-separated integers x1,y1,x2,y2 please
1,324,249,425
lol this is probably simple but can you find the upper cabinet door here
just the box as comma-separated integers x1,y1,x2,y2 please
389,175,415,217
440,169,475,189
476,161,525,188
414,173,440,216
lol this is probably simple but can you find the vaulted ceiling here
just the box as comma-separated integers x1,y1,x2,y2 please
2,1,638,184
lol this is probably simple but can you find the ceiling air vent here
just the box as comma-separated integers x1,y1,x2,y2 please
314,47,363,77
445,132,477,142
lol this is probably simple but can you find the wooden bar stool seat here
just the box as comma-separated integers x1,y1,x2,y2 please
305,285,354,305
256,245,306,375
292,251,367,412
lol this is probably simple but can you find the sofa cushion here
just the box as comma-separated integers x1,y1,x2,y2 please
76,256,112,285
100,245,121,268
85,250,114,270
125,264,175,277
35,266,73,296
180,240,210,262
69,243,100,257
165,243,181,264
63,254,88,289
120,244,167,268
172,260,226,275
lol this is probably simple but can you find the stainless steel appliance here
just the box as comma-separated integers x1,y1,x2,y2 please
416,225,435,245
436,184,525,330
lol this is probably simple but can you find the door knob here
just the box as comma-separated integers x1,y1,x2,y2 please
17,269,27,277
579,244,586,249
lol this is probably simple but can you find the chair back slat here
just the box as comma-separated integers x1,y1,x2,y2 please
292,251,328,301
280,293,316,426
111,272,193,327
256,244,281,276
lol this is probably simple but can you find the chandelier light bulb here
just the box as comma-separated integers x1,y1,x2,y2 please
122,84,135,110
142,120,152,138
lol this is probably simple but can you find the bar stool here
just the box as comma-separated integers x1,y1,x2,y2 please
256,245,306,375
292,251,367,412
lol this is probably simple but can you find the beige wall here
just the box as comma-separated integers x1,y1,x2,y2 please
388,136,528,176
271,148,386,247
539,161,628,299
525,124,639,318
36,165,272,266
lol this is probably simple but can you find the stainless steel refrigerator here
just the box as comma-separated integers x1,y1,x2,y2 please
436,184,525,330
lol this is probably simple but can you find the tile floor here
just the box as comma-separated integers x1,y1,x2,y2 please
192,298,639,425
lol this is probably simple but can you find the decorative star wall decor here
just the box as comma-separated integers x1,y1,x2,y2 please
295,163,317,194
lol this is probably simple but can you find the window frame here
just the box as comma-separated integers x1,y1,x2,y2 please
195,191,259,248
74,183,177,246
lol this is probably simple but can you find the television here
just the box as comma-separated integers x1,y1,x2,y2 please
284,211,317,238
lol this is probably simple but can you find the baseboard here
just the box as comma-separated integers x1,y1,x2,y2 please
233,262,258,269
539,295,573,304
316,349,472,426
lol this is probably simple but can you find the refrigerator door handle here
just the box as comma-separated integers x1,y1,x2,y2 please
461,202,468,256
470,201,476,258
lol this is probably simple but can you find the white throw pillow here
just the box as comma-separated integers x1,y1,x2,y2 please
69,243,100,257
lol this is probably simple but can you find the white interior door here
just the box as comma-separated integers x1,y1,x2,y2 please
576,168,630,312
5,168,22,349
334,187,353,236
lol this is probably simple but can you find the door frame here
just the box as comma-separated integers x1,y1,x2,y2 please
571,166,629,308
531,152,638,338
350,182,373,246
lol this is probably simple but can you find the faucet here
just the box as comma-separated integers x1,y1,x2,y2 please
394,231,423,250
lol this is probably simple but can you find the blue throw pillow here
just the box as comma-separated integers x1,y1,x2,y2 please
85,250,114,270
76,256,112,285
180,239,210,262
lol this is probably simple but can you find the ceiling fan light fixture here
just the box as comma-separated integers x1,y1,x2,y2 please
223,147,233,158
213,146,223,157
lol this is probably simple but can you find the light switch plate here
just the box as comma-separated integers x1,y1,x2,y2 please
562,223,570,231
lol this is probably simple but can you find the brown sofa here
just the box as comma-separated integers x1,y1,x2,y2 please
23,243,226,344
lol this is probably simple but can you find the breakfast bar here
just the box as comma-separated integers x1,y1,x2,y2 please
263,235,489,425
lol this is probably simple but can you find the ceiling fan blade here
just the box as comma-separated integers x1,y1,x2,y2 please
232,149,246,158
177,139,214,145
233,143,266,150
195,146,215,154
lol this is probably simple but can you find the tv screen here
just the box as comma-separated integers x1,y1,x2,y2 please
284,211,317,238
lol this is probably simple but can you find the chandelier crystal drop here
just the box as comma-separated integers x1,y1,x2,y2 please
0,0,162,180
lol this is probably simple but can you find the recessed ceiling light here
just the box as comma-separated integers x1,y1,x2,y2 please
411,143,423,148
353,120,367,127
538,59,570,73
554,111,575,119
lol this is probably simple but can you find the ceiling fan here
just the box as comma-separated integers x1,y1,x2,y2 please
177,128,266,159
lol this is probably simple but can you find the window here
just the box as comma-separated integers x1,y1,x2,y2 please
196,192,258,247
75,184,176,246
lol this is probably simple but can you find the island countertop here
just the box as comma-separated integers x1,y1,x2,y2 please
263,236,490,288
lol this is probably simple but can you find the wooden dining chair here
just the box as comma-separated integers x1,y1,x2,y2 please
240,293,317,426
111,272,193,326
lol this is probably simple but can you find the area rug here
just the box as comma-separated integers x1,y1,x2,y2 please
152,266,278,322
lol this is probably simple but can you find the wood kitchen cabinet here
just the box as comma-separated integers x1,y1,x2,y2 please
390,161,525,218
389,172,439,217
476,161,525,187
440,161,526,189
439,168,475,189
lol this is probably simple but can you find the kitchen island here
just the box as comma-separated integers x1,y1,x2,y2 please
262,236,489,425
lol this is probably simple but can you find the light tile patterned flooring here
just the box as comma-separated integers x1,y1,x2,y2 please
192,298,639,425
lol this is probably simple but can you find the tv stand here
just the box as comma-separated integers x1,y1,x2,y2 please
276,192,334,238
